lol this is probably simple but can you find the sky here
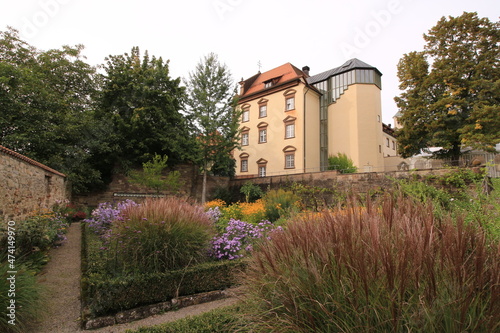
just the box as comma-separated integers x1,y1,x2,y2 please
1,0,499,124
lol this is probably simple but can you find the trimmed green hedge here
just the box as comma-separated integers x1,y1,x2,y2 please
81,224,246,318
82,260,246,317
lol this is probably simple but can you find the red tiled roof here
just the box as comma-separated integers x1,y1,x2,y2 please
240,63,306,98
0,145,66,177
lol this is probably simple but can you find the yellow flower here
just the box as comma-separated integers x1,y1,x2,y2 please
205,199,226,210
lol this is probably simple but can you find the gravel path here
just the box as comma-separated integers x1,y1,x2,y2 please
32,222,82,333
31,222,240,333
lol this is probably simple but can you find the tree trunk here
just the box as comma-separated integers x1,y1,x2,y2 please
201,169,207,204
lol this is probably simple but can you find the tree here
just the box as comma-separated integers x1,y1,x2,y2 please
184,53,241,203
128,154,182,195
327,153,357,174
0,28,108,193
96,47,194,169
395,12,500,162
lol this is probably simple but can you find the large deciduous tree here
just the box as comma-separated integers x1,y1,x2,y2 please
97,47,193,169
0,27,109,193
395,12,500,162
184,53,240,203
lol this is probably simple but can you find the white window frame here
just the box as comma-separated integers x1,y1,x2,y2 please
259,105,267,118
286,97,295,111
285,123,295,138
241,159,248,172
258,166,266,177
259,129,267,143
242,109,249,122
242,132,249,146
285,154,295,169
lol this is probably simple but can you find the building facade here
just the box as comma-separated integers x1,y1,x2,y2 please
235,59,397,178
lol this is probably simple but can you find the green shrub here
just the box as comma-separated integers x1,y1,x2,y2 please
0,213,68,258
240,181,264,203
0,262,45,333
242,195,499,332
262,189,299,222
126,304,250,333
82,260,247,318
99,197,215,275
438,167,485,188
327,152,357,173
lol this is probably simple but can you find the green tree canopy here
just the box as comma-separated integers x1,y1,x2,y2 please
184,53,241,202
0,27,110,193
395,12,500,161
96,47,193,169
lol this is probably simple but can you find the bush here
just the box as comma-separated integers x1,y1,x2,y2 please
0,262,45,332
327,152,357,173
240,181,264,203
241,195,499,332
0,211,68,258
82,259,247,318
262,189,299,222
98,197,215,275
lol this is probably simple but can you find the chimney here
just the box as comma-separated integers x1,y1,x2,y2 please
302,66,310,76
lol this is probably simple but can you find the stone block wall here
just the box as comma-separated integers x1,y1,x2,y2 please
230,168,454,199
0,145,69,222
74,164,230,207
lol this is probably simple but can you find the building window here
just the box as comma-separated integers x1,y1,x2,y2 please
242,132,249,146
257,122,268,144
264,81,272,89
285,123,295,139
283,145,297,169
258,98,268,118
257,158,267,177
392,141,396,150
258,166,266,177
240,153,249,173
284,89,296,111
285,154,295,169
259,129,267,143
283,115,296,139
241,127,249,146
242,109,249,122
241,159,248,172
386,138,390,147
259,105,267,118
286,97,295,111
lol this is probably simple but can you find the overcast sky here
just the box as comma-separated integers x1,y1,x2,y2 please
1,0,499,124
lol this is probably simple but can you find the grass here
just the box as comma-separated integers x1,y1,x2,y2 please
0,261,45,333
100,197,215,274
240,194,499,332
126,304,250,333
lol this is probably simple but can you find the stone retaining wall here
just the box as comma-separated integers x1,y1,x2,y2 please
0,145,69,222
74,164,230,207
230,168,455,199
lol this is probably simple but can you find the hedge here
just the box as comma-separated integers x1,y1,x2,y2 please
82,223,246,318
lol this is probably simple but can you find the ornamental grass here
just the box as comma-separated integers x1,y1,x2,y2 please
101,197,215,275
241,194,499,332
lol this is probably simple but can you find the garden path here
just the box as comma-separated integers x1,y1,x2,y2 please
31,222,240,333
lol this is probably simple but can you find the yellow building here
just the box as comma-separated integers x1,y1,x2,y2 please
235,59,396,178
